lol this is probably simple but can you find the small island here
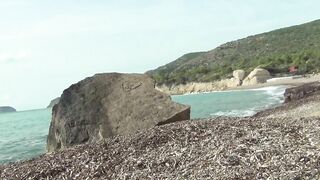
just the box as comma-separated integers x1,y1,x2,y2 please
0,106,16,113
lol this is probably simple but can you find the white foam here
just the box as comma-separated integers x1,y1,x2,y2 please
251,86,286,101
211,109,257,117
173,85,288,118
249,85,286,93
174,85,288,97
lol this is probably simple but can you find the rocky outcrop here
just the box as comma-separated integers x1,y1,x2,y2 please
233,70,245,81
0,106,16,113
242,68,271,86
156,78,242,95
47,73,190,152
47,97,60,108
284,82,320,102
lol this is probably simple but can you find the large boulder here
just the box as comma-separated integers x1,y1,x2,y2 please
242,68,271,86
47,97,60,108
0,106,16,113
233,70,245,80
284,82,320,102
226,78,241,87
47,73,190,152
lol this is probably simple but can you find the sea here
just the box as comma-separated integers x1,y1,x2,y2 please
0,86,286,164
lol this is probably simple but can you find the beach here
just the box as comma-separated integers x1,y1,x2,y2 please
2,82,320,179
255,87,320,119
156,73,320,96
2,2,320,179
230,74,320,91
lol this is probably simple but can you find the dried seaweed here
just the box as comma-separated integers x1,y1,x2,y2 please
1,115,320,179
2,92,320,179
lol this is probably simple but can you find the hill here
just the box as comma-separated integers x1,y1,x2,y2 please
147,20,320,85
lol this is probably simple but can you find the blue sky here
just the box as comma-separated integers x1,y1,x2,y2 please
0,0,320,110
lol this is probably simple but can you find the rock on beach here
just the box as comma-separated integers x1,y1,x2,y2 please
47,73,190,152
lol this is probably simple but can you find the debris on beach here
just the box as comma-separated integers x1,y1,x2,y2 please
2,116,320,179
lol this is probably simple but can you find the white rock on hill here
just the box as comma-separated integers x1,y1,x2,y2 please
233,70,246,80
242,68,271,86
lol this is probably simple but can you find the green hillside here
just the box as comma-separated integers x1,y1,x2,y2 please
147,20,320,85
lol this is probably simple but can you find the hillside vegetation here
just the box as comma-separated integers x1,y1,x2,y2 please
147,20,320,85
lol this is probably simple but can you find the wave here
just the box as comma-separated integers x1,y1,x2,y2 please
175,85,289,97
252,86,287,104
210,109,257,117
250,85,287,95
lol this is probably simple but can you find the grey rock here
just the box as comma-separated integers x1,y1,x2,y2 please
0,106,16,113
284,82,320,102
47,73,190,152
47,97,60,108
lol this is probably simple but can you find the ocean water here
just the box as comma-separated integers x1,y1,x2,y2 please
172,86,287,119
0,86,286,164
0,108,51,164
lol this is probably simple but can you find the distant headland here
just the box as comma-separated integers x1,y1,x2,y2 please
0,106,16,113
47,98,60,108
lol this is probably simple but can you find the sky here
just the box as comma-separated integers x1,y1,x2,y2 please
0,0,320,110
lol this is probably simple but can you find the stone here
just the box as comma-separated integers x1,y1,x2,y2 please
284,82,320,102
47,97,60,108
0,106,16,113
233,70,245,80
226,78,241,87
47,73,190,152
242,68,271,86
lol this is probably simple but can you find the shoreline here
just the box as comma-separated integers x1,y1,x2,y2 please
2,109,320,179
159,74,320,96
1,82,320,178
172,84,289,97
254,83,320,119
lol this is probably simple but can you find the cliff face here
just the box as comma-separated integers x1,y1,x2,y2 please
47,97,60,108
47,73,190,152
0,106,16,113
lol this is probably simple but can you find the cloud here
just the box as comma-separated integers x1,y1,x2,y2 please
0,50,30,64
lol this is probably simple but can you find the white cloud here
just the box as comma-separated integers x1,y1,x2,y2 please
0,50,30,64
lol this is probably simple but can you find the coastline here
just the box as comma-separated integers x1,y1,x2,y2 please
1,81,320,178
254,84,320,119
158,74,320,95
2,107,320,179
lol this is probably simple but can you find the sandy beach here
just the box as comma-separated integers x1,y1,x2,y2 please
156,74,320,96
230,74,320,90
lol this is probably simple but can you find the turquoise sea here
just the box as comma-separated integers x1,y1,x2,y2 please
0,109,51,164
0,86,286,164
172,86,286,119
